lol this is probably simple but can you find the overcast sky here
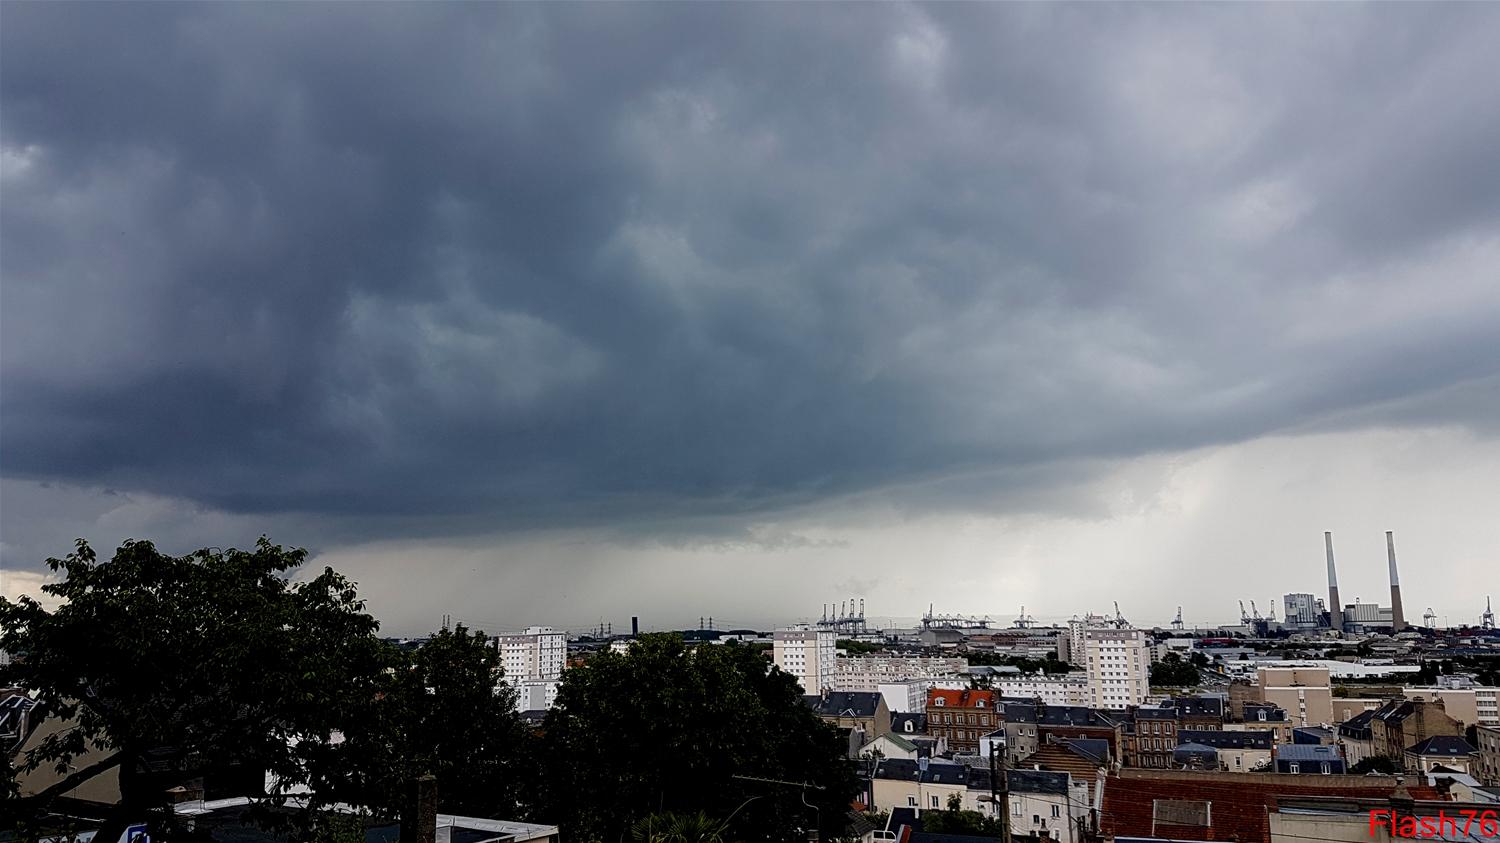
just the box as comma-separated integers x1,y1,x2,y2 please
3,4,1498,636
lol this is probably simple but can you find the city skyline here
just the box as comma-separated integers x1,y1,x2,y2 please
4,4,1499,636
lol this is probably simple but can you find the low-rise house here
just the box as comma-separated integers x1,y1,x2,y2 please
1172,742,1218,770
868,758,993,816
1017,736,1111,803
1235,703,1293,743
1274,743,1346,774
1172,695,1226,730
806,691,892,752
1177,728,1273,772
859,732,926,761
1291,725,1335,745
1404,735,1478,775
1006,768,1088,843
1336,707,1378,768
1370,697,1462,763
890,711,927,736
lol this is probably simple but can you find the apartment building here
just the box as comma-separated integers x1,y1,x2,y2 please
1081,627,1149,709
773,626,837,694
496,626,567,714
926,688,998,753
498,626,566,681
1402,685,1500,727
1255,666,1332,727
830,655,967,692
993,671,1090,706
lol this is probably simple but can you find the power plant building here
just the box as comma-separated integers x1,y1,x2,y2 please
1320,531,1408,633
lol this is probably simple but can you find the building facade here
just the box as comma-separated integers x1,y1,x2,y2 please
1067,622,1149,710
773,626,837,695
1474,724,1500,787
498,626,566,682
1256,666,1333,727
830,655,967,692
926,688,998,753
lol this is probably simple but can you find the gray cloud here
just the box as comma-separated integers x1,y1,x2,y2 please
3,4,1499,578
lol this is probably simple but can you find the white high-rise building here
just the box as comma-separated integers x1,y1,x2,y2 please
498,627,566,680
497,626,567,713
773,626,837,695
1063,617,1149,709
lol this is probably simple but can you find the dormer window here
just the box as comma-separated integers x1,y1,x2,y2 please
976,700,986,708
1258,711,1267,721
936,698,946,707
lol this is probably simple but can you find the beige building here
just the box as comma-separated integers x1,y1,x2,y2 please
774,626,837,694
1402,685,1500,728
994,671,1090,705
1474,724,1500,786
1077,624,1150,709
1257,666,1333,727
1331,696,1384,723
831,654,966,693
870,759,988,816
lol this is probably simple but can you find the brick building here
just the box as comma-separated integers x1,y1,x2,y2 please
925,688,997,753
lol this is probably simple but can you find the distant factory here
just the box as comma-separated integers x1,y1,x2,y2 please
1300,530,1409,634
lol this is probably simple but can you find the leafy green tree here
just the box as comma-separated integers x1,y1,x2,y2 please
1350,756,1399,774
321,624,534,822
1149,652,1200,687
920,805,1005,836
534,634,859,842
0,539,388,841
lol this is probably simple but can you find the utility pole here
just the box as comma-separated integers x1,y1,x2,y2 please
989,738,1010,841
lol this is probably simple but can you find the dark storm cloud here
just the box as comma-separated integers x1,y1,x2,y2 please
3,3,1499,560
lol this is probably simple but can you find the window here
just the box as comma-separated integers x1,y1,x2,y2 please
907,796,917,807
1288,763,1300,773
1321,762,1331,774
1051,805,1061,818
935,698,945,707
905,720,914,733
1011,802,1021,817
931,795,940,808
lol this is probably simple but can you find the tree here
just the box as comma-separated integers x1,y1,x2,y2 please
921,805,1005,836
0,539,388,839
1350,756,1399,775
534,634,859,842
1149,652,1200,687
321,624,535,824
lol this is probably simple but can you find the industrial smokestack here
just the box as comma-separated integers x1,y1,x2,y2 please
632,616,639,636
1387,531,1406,632
1325,532,1344,632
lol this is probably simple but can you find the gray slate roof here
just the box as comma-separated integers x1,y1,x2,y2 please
1407,735,1477,757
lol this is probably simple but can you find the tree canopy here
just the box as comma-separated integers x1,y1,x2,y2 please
1149,652,1200,687
3,540,862,842
533,633,860,842
1,539,389,839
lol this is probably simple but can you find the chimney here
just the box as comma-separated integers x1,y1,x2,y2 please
1387,531,1406,632
400,774,438,843
631,616,639,636
1325,532,1344,633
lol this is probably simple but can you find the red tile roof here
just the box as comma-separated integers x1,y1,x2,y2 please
926,688,995,708
1099,771,1440,842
